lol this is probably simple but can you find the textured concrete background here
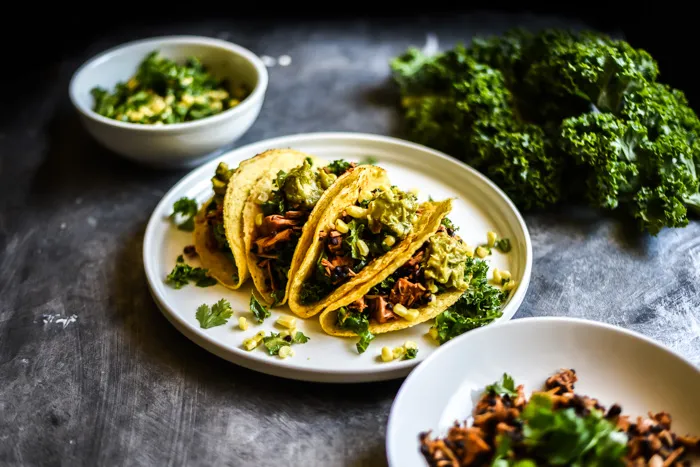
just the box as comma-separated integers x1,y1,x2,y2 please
1,15,699,467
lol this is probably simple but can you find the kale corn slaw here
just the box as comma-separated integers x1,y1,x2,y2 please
91,50,249,125
419,369,700,466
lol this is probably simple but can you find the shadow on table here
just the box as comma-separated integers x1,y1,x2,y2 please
112,223,399,467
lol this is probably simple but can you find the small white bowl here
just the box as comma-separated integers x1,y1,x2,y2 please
69,35,268,168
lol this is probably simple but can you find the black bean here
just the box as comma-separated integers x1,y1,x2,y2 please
606,404,622,418
330,236,340,245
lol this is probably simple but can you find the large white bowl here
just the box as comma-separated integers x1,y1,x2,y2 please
69,35,268,168
386,317,700,466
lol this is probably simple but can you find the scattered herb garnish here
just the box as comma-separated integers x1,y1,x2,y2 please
485,373,519,398
262,331,310,356
165,255,217,288
404,347,418,360
362,155,378,165
337,307,375,353
196,298,233,329
170,197,198,232
249,294,271,323
494,238,512,253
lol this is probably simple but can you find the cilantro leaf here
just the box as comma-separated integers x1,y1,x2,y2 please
250,294,270,323
485,373,519,398
520,393,628,465
196,299,233,329
404,347,418,359
494,237,512,253
292,331,310,344
170,197,198,231
361,155,378,165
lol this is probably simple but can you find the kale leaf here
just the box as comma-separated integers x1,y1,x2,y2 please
432,257,508,344
165,255,217,289
391,29,700,235
262,331,310,356
337,307,375,353
249,294,271,323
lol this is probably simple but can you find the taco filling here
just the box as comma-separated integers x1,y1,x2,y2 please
299,185,421,305
336,220,469,342
251,158,356,304
203,162,238,281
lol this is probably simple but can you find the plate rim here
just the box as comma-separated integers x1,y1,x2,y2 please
385,315,700,466
142,131,534,383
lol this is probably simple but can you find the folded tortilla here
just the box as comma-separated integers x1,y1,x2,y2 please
243,162,388,306
194,149,314,290
318,198,471,336
286,176,446,319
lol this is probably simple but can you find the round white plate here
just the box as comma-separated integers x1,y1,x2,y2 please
386,317,700,466
143,132,532,383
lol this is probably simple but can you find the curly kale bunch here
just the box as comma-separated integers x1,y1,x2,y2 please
391,29,700,235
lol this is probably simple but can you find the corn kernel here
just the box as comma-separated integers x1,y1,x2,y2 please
238,317,248,330
382,235,396,248
256,191,269,204
393,304,420,321
165,95,175,105
381,346,394,362
487,231,498,247
476,246,489,258
358,189,373,203
180,76,194,86
279,330,290,339
255,213,263,226
357,239,369,257
255,330,267,341
392,346,405,359
428,327,439,341
504,280,517,291
404,340,418,350
242,337,258,351
427,281,438,293
276,315,297,329
465,246,474,257
229,98,240,107
346,205,367,218
279,345,292,359
181,94,194,106
492,268,502,285
335,218,349,233
500,270,512,280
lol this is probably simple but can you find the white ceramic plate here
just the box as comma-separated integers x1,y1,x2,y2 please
386,317,700,466
143,132,532,383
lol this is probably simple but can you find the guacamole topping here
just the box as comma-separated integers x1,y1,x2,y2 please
282,159,326,210
366,187,418,239
423,231,469,290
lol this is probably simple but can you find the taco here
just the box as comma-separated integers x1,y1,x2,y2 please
193,149,313,290
286,179,446,319
319,201,473,351
243,159,387,306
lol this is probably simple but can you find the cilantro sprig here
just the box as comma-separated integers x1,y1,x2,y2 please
485,373,519,398
196,298,233,329
170,197,198,231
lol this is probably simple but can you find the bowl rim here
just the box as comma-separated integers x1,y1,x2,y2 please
68,35,269,132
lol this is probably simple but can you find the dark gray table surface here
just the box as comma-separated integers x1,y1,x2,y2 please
2,14,699,467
